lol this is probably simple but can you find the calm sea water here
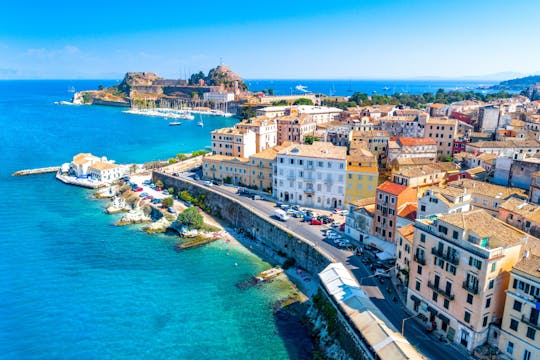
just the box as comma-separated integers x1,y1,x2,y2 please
246,79,498,96
0,81,309,360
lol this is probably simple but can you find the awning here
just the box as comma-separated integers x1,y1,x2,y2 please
410,295,420,303
437,313,450,324
377,251,395,261
427,306,438,315
367,236,396,259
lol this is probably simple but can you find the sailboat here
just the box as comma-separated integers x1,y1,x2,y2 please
68,86,76,93
197,115,204,127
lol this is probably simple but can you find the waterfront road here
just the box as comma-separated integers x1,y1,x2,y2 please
177,175,469,360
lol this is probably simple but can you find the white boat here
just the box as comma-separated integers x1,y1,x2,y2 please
169,121,182,126
383,86,390,91
197,120,204,127
295,84,310,93
68,86,76,93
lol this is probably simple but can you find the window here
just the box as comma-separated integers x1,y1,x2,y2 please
443,299,449,309
486,297,492,308
509,319,519,331
464,311,471,323
416,280,421,291
469,256,482,270
491,262,497,273
438,225,448,235
452,230,459,239
526,327,536,340
432,292,438,302
489,279,494,289
483,315,488,327
466,294,473,305
417,265,423,275
523,349,531,360
513,300,522,312
506,341,514,355
420,233,426,243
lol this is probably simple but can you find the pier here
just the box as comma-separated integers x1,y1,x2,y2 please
12,166,60,176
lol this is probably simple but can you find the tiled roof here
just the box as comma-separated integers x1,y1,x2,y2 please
398,137,437,147
89,162,118,171
513,253,540,278
377,181,410,196
499,198,540,223
398,203,417,220
448,179,526,199
397,223,415,243
278,142,347,160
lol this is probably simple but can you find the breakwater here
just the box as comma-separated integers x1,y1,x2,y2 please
152,171,332,274
12,166,60,176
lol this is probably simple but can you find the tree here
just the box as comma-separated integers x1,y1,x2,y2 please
189,71,206,85
168,187,175,195
293,98,314,105
161,197,173,208
176,153,187,161
304,135,319,145
177,206,204,229
268,88,274,96
155,180,164,188
239,106,256,120
97,84,104,91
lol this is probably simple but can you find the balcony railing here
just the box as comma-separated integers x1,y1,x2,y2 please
522,315,540,331
414,256,426,265
462,281,479,295
431,247,460,265
427,281,455,301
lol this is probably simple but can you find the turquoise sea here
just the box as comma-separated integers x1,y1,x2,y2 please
0,81,311,359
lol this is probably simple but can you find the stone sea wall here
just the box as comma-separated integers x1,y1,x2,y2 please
152,171,331,274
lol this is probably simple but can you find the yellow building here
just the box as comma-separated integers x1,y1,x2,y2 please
345,147,378,204
247,145,286,191
497,252,540,360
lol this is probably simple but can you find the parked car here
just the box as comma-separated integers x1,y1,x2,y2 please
310,219,322,225
139,192,148,198
135,187,143,192
252,195,261,200
291,205,300,211
293,211,304,218
143,180,152,185
162,189,169,195
156,187,162,191
303,215,312,223
167,207,177,214
151,198,161,204
204,180,213,187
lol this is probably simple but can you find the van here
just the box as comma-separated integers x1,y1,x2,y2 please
274,209,290,221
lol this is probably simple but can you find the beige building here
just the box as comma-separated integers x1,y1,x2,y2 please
235,116,277,153
345,147,378,204
276,114,317,145
391,164,448,195
424,118,459,160
387,137,438,164
396,223,415,287
407,210,532,352
247,146,285,191
447,179,527,215
497,197,540,238
350,130,390,164
211,127,257,158
497,252,540,360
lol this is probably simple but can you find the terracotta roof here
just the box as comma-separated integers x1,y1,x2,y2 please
448,179,526,199
430,103,446,108
250,145,288,160
398,203,417,220
397,223,415,243
377,181,410,196
278,142,347,160
72,153,99,165
204,155,249,163
350,197,376,208
89,162,118,171
513,253,540,278
438,210,531,249
499,198,540,223
398,137,437,147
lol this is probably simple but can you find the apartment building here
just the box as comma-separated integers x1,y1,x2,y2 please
274,142,347,209
391,164,448,195
497,198,540,238
211,127,257,158
372,181,417,243
387,137,438,164
350,130,390,164
344,197,376,243
379,116,425,138
256,105,342,124
497,252,540,360
529,172,540,204
276,114,317,144
408,210,531,352
235,116,277,152
447,179,527,216
345,147,378,204
396,223,415,287
424,118,459,160
417,186,471,219
478,106,500,133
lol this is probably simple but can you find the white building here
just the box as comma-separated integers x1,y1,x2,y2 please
417,186,471,219
257,105,342,124
88,162,125,182
274,142,347,209
202,92,235,102
69,153,104,177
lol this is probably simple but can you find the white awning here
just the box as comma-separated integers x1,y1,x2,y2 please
377,251,395,261
366,236,396,259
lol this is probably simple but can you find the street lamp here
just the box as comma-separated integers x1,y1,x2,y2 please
402,313,419,337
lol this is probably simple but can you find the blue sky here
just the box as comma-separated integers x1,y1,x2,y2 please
1,0,539,79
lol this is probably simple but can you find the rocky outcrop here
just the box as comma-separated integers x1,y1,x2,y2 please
117,72,162,95
206,65,248,92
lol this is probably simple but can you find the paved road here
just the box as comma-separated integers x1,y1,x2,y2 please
179,175,469,360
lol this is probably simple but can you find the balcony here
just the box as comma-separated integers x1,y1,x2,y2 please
431,247,460,265
414,256,426,265
462,281,479,295
428,281,455,301
305,188,315,195
522,315,540,331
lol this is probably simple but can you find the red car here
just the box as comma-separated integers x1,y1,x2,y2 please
311,219,322,225
135,187,143,192
156,187,162,191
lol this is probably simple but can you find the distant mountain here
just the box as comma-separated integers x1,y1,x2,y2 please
490,74,540,90
459,71,526,81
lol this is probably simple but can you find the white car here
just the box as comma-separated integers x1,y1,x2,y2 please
204,180,213,187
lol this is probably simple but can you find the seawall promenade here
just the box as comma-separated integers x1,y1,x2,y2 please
12,166,60,176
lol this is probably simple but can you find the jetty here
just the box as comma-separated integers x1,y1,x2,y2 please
12,166,60,176
236,267,284,289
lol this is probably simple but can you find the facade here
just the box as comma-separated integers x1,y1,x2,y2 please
69,153,102,177
274,142,347,209
379,116,425,138
247,146,284,191
509,156,540,190
88,162,125,182
407,210,530,352
497,197,540,238
396,223,415,287
276,114,317,144
345,197,376,244
326,126,352,147
465,140,540,157
478,106,500,133
391,164,448,195
235,117,278,153
350,130,390,164
387,137,438,163
211,127,257,158
529,171,540,205
344,147,378,204
256,105,342,124
447,179,527,215
424,118,459,160
417,186,471,219
202,92,235,102
497,253,540,360
372,181,417,243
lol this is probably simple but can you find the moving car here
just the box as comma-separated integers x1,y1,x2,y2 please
274,209,290,221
